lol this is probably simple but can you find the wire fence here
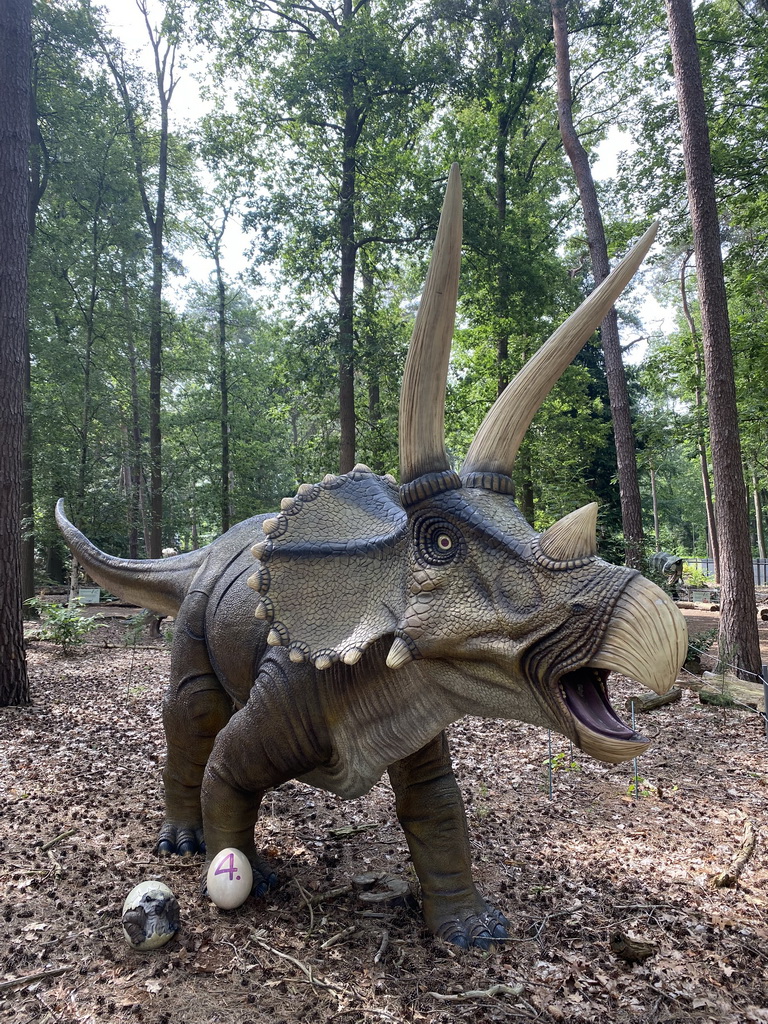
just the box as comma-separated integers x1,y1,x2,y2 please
683,557,768,587
684,641,768,734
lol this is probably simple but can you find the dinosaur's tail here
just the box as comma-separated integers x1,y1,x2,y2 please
55,499,208,617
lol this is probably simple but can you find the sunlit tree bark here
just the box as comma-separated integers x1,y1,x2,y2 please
666,0,761,678
551,0,645,568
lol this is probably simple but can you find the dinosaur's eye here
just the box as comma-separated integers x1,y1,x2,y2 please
414,517,464,566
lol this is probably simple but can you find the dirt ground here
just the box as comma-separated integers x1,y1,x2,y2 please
2,608,767,1024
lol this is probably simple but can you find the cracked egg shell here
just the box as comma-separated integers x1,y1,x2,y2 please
121,880,180,950
206,848,253,910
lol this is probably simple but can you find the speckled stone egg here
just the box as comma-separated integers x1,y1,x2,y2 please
121,880,180,950
206,848,253,910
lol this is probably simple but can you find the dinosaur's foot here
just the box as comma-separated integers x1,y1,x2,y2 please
247,852,279,898
427,899,510,951
157,821,205,858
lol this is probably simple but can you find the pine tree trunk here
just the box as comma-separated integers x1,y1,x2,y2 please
666,0,761,678
21,61,49,607
0,0,32,706
551,0,645,568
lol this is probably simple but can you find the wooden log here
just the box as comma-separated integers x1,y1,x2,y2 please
625,687,682,713
711,819,756,888
758,605,768,621
693,671,765,711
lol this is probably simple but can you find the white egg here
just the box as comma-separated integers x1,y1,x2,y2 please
206,848,253,910
122,880,180,950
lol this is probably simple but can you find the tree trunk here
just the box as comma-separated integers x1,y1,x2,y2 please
148,242,163,557
680,252,720,581
649,462,660,551
21,51,50,608
121,266,143,558
213,248,232,532
68,554,79,607
752,470,765,559
0,0,32,706
338,75,358,473
551,0,645,569
494,44,511,398
360,262,384,474
103,8,177,556
517,445,535,526
666,0,761,678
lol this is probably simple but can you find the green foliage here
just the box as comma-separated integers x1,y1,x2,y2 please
685,627,718,672
26,598,102,655
626,776,655,799
543,750,581,774
123,613,151,649
684,566,715,589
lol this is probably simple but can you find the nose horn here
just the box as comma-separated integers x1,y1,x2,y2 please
538,503,598,562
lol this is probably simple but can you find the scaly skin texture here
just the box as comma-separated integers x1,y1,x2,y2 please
55,167,687,949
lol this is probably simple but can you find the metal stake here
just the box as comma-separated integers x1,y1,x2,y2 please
631,702,640,797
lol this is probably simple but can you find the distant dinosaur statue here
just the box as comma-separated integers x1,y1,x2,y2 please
57,165,687,949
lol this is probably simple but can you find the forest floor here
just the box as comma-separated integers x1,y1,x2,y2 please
2,607,768,1024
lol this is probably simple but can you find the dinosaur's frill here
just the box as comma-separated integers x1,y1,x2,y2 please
247,465,408,670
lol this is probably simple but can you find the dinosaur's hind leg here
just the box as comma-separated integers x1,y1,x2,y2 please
389,731,510,950
158,595,234,857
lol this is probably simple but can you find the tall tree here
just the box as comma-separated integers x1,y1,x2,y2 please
551,0,645,568
197,0,453,472
190,196,238,533
665,0,761,677
0,0,32,705
97,0,180,556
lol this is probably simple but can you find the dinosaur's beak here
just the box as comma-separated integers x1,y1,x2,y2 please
591,576,688,696
560,576,688,763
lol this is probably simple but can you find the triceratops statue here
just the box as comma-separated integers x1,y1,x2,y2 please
57,166,687,949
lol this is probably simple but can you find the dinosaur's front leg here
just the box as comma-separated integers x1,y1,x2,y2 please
201,656,330,895
388,731,509,950
158,597,234,856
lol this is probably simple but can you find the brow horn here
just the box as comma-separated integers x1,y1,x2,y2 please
461,223,658,479
538,502,598,562
399,164,462,484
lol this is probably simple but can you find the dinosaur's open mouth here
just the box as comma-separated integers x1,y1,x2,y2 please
560,667,649,763
561,574,687,764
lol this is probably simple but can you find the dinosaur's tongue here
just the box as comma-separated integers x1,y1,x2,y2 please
561,668,650,763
